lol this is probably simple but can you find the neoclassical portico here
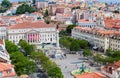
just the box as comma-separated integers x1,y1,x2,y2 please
26,30,41,43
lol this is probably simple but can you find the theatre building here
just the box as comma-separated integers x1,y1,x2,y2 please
7,21,59,49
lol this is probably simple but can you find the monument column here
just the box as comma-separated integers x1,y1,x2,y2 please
56,30,59,47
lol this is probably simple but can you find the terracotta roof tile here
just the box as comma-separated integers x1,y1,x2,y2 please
102,60,120,73
8,21,53,29
0,62,16,77
74,72,108,78
0,39,3,45
104,19,120,29
56,8,64,14
74,26,120,36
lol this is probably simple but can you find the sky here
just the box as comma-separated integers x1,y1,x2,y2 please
0,0,120,3
98,0,120,3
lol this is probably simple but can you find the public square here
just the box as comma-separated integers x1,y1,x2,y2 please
52,53,101,78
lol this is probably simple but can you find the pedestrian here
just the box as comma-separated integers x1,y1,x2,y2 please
64,54,67,58
62,55,64,59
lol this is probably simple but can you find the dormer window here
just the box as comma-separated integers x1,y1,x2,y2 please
6,70,11,74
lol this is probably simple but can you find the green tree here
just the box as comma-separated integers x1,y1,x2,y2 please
106,49,114,56
59,30,67,37
19,39,36,55
5,40,19,53
59,37,71,49
111,51,120,58
70,40,80,51
43,60,53,71
0,0,12,13
1,0,12,8
105,3,108,6
76,6,80,9
59,36,89,50
30,51,64,78
45,20,50,24
47,66,63,78
38,52,49,65
44,9,49,17
19,39,28,49
24,44,35,55
16,3,35,14
71,6,80,11
10,52,36,75
30,52,40,61
93,54,103,64
78,40,89,49
66,24,76,35
31,51,49,64
0,6,7,13
113,10,119,13
83,49,92,57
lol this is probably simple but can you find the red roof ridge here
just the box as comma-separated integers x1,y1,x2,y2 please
8,20,53,29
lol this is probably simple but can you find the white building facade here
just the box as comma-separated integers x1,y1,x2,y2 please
0,40,10,63
0,25,7,40
77,20,96,28
7,21,59,49
72,26,120,52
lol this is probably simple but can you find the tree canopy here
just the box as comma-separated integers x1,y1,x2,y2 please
5,39,63,77
5,40,36,76
19,39,36,55
30,51,64,78
83,49,92,57
10,52,36,75
59,30,67,37
5,40,19,53
44,9,49,17
59,36,89,52
1,0,12,8
71,6,80,11
16,3,35,14
93,49,120,65
70,40,80,51
66,24,76,35
113,10,119,13
0,0,12,13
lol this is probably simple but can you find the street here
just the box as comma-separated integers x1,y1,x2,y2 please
29,64,48,78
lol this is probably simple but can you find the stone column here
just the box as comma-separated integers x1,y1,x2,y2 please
32,33,33,43
56,30,59,47
27,34,28,43
37,33,39,43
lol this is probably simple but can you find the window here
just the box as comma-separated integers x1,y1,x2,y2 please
0,71,3,77
6,70,11,74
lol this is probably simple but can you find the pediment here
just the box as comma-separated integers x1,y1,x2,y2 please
25,29,40,34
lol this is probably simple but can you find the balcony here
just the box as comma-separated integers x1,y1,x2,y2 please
0,51,9,62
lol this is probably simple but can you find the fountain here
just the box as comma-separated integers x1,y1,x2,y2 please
71,63,92,76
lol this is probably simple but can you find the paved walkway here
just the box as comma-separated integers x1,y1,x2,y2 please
52,54,101,78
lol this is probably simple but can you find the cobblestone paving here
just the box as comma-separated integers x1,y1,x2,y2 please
52,54,101,78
